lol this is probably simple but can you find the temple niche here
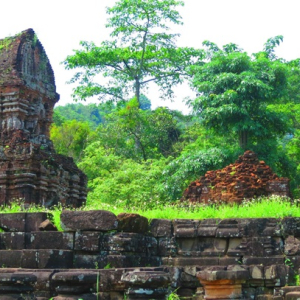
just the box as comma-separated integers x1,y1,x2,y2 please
0,29,87,207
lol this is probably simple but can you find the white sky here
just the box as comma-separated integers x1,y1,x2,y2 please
0,0,299,113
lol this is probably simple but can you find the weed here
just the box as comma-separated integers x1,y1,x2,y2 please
285,258,294,268
97,272,100,300
104,263,112,269
295,274,300,286
167,288,180,300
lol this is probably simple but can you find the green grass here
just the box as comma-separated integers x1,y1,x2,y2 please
84,195,300,220
0,196,299,231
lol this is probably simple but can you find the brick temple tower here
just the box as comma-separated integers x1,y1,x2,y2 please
0,29,87,207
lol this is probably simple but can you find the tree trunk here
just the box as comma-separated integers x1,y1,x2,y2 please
238,130,248,150
135,78,141,108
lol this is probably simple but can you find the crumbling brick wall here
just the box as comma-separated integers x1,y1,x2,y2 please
182,150,290,204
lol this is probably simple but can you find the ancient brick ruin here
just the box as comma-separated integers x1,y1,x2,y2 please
0,211,300,299
0,29,87,207
182,150,290,204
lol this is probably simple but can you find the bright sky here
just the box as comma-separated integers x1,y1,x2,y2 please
0,0,299,113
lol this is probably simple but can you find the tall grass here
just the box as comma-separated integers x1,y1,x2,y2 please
86,196,300,220
0,196,299,231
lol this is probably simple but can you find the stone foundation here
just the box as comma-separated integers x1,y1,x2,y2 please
0,211,300,299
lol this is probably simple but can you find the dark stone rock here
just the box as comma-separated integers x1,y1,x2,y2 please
0,213,26,232
216,219,243,238
74,231,103,252
173,219,200,238
197,219,220,237
117,213,148,233
0,250,23,267
149,219,172,237
242,256,285,266
158,237,177,256
285,236,300,255
0,232,25,250
162,257,219,266
26,213,48,232
100,232,157,255
25,232,74,250
38,219,57,231
38,250,73,269
60,210,118,231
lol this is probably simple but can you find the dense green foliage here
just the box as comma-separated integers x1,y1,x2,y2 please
188,37,289,150
51,0,300,208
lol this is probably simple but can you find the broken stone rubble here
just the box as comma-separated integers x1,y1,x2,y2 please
182,150,290,204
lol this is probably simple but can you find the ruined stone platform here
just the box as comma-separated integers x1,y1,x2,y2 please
0,211,300,299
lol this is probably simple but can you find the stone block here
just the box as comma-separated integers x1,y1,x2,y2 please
25,231,74,249
242,256,284,266
285,236,300,255
249,265,264,280
150,219,172,237
219,257,240,265
226,238,245,256
199,237,227,256
25,212,48,232
158,237,177,256
176,237,199,256
197,219,220,237
0,232,25,249
75,231,103,252
281,218,300,237
0,250,22,267
173,219,200,238
21,250,39,268
0,213,26,232
242,237,283,257
216,219,243,238
162,257,219,267
21,249,74,269
98,269,127,292
244,218,281,237
117,213,148,233
285,292,300,300
38,250,73,269
74,254,108,269
39,219,57,231
100,232,157,255
31,271,53,293
265,264,289,287
179,270,201,288
60,210,118,231
52,295,97,300
121,270,171,288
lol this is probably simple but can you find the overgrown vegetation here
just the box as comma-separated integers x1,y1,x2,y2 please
50,0,300,209
0,197,299,231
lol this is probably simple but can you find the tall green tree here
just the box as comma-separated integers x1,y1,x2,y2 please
189,37,289,150
50,120,93,163
64,0,203,107
95,98,181,161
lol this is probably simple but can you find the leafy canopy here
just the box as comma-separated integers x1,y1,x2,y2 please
189,37,289,149
64,0,203,106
